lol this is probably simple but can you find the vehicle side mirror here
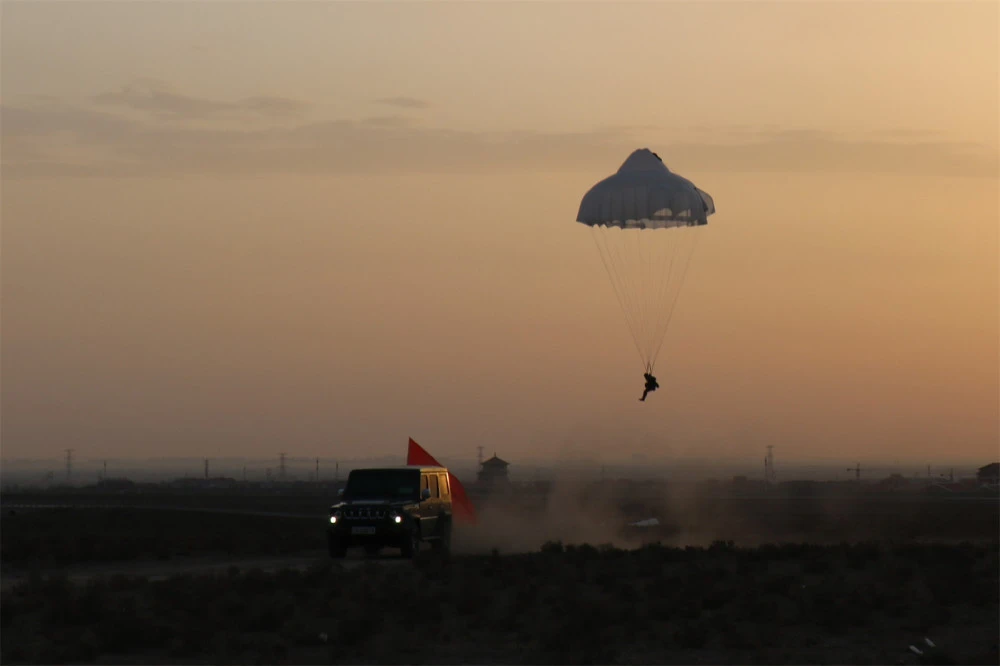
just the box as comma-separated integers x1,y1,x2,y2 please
420,488,431,501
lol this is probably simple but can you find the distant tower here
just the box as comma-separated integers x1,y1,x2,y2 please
764,446,776,484
315,457,320,482
279,452,287,480
65,448,74,481
477,453,511,485
204,458,210,480
477,446,484,466
103,460,108,481
847,462,861,481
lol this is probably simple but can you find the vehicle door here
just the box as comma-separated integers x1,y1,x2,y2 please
437,473,453,522
417,473,433,535
420,473,441,536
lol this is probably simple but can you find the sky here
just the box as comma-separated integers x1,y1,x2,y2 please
2,1,998,469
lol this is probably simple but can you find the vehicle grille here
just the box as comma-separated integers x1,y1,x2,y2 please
343,507,390,520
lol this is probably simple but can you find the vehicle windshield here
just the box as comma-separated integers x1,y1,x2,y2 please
344,469,419,501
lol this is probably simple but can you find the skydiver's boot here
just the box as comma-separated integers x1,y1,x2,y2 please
640,390,648,402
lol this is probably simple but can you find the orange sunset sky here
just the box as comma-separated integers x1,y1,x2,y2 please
2,1,997,466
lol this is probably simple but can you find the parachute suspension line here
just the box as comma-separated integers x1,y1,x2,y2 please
590,222,703,374
630,229,654,365
637,229,659,361
607,231,648,371
647,226,686,369
600,230,639,345
649,229,702,370
648,225,689,367
604,229,649,365
608,230,653,370
589,227,645,370
615,229,657,368
628,225,683,374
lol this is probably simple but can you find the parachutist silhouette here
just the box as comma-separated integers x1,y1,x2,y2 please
639,372,659,401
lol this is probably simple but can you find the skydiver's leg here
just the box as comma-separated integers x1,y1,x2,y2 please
640,389,648,401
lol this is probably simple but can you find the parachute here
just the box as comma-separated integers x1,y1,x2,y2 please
576,148,715,374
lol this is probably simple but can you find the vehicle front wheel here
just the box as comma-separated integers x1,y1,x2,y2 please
328,536,347,559
400,529,420,559
433,520,452,554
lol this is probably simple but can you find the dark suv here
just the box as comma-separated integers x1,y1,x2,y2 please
328,465,453,558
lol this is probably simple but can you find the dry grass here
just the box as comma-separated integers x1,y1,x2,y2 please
2,540,997,665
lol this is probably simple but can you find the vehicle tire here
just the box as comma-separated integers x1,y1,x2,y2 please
328,536,347,559
433,519,452,554
400,529,420,559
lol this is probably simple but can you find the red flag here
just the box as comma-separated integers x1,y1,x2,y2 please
407,437,477,524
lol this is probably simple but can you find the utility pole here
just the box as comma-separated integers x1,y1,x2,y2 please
764,446,776,485
315,457,320,482
204,458,210,480
477,446,484,467
847,463,861,481
65,449,74,482
279,452,287,480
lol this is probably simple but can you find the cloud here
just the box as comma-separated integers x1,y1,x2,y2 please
94,80,308,119
658,130,998,177
3,100,134,139
375,96,430,109
2,96,996,180
360,115,414,128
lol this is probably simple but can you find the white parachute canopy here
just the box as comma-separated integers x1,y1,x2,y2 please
577,148,715,373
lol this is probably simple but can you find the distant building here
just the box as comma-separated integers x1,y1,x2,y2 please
168,476,238,490
878,473,911,491
95,478,136,492
477,454,510,485
977,463,999,485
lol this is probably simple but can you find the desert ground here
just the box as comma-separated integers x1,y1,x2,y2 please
2,480,997,664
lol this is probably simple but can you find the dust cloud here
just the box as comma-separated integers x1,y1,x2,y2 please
450,473,999,555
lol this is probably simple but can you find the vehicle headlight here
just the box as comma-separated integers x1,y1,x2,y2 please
394,515,402,524
330,511,341,524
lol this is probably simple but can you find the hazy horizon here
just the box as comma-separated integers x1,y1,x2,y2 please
0,453,990,490
2,2,997,465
